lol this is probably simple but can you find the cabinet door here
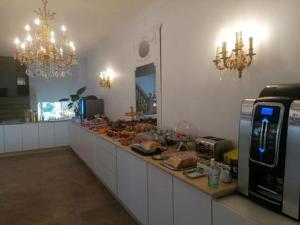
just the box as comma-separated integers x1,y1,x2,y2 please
93,142,104,179
74,124,81,153
22,123,39,150
173,177,212,225
148,164,173,225
0,126,5,153
213,201,256,225
95,137,117,174
84,131,95,169
4,125,22,152
54,121,69,147
93,137,117,195
70,123,80,154
77,128,94,165
69,122,75,150
78,128,88,162
117,148,148,225
38,123,54,149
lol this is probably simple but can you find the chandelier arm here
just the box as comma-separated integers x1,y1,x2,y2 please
247,58,253,66
223,57,232,69
213,58,225,71
42,0,48,7
216,63,225,70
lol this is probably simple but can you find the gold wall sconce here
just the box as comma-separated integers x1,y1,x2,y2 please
213,31,256,78
99,71,111,89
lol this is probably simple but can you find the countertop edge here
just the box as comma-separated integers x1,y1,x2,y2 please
0,120,71,125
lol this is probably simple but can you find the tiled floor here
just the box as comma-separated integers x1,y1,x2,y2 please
0,148,137,225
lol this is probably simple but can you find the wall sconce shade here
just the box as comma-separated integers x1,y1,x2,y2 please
213,31,256,78
99,71,111,89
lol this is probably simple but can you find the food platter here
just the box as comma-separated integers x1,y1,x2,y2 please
160,161,197,171
130,143,161,156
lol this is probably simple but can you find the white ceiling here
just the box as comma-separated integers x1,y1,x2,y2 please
0,0,151,56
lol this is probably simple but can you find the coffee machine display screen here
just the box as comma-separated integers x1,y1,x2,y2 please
250,104,284,167
261,107,273,116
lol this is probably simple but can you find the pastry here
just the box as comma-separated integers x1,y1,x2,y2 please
135,123,154,132
140,140,159,151
160,149,177,159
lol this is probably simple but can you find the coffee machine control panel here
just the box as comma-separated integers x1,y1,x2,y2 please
250,103,284,167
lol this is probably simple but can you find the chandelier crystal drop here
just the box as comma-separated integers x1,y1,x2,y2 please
13,0,77,78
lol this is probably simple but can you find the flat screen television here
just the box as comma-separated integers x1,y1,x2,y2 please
79,97,104,120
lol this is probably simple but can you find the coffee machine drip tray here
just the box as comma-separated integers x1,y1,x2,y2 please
249,183,283,208
256,185,283,203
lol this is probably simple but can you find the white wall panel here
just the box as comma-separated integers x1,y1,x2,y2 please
85,0,300,143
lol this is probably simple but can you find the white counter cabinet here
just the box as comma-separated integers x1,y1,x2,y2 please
93,137,117,195
77,126,95,167
69,122,80,153
80,128,86,160
84,129,96,169
21,123,39,151
54,121,69,147
117,148,149,225
148,163,173,225
173,177,212,225
4,124,22,152
77,127,87,162
69,122,76,151
0,125,5,153
38,122,55,149
0,121,70,154
70,123,298,225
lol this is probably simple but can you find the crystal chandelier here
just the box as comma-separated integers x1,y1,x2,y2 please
13,0,77,78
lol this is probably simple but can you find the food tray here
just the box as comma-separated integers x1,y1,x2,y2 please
160,160,196,171
170,137,195,143
152,154,164,160
183,168,207,179
130,144,161,156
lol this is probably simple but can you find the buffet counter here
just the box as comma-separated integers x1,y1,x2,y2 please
80,124,236,198
0,120,70,154
70,121,298,225
0,119,70,125
1,119,295,225
69,121,237,225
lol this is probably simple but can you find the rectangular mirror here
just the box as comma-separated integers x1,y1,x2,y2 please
135,63,157,116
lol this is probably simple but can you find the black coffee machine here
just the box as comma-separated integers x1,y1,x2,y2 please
238,84,300,220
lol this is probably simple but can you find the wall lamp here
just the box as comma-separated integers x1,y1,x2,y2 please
99,71,111,89
213,31,256,78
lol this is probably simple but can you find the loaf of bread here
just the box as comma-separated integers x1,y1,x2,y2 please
160,149,177,159
164,151,198,169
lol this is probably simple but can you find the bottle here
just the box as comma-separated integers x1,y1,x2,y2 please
208,158,220,188
220,165,232,183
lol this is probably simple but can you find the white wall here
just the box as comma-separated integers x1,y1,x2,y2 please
85,0,300,143
29,58,87,105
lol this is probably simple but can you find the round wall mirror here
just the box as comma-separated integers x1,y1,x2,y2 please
139,40,150,58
